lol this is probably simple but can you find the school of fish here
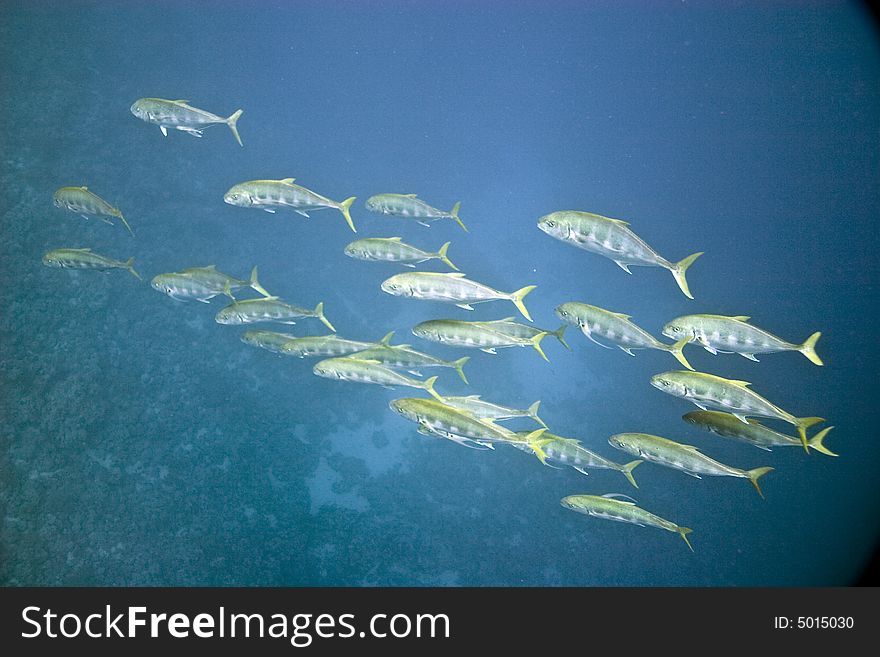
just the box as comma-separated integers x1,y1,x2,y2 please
41,95,833,554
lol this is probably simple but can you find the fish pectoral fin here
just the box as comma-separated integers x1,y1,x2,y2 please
176,126,203,137
703,345,719,355
582,329,613,350
417,221,431,227
455,303,475,311
99,216,114,225
739,352,760,362
402,263,416,268
614,261,633,274
263,208,276,213
755,444,773,452
619,346,636,356
79,214,90,221
732,413,751,424
683,471,703,479
160,125,168,136
295,209,310,218
693,402,709,411
407,370,423,377
195,298,211,304
480,348,498,354
573,467,591,477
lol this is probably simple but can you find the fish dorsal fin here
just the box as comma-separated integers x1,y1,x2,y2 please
559,437,581,445
257,295,279,301
678,443,703,452
402,193,418,198
605,216,629,226
728,379,752,388
731,316,751,322
478,418,498,427
80,186,88,190
280,178,296,184
386,237,403,242
70,247,92,252
379,331,395,346
172,99,190,103
482,317,517,324
602,493,637,504
612,311,632,320
440,272,466,278
462,394,481,399
355,359,383,365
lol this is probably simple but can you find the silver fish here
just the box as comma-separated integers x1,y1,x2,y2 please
53,186,133,235
130,98,243,145
42,248,140,280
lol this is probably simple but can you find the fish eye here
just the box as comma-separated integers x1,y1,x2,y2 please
546,220,555,228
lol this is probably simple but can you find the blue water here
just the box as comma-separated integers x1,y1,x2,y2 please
1,1,878,586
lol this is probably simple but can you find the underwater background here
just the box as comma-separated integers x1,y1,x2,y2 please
1,1,878,586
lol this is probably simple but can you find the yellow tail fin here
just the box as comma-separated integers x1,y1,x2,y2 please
669,251,703,300
746,466,774,498
666,337,693,370
795,416,825,453
249,266,271,297
437,241,459,271
807,426,836,456
510,285,537,322
800,331,823,366
314,302,336,332
530,332,550,362
124,257,141,281
451,357,470,384
423,375,444,402
115,209,134,237
337,196,357,232
527,400,547,428
450,201,467,232
677,527,694,552
522,428,549,464
553,324,571,350
226,109,244,147
620,459,643,488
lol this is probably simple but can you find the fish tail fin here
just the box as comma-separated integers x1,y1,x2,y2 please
553,323,571,350
530,332,550,362
338,196,357,232
437,241,459,271
808,426,837,457
314,301,336,332
116,210,134,236
523,428,550,464
249,266,271,297
379,331,395,346
795,417,825,453
510,285,537,321
677,527,694,552
451,356,470,384
450,201,467,232
527,400,547,428
620,459,643,489
670,251,703,300
667,337,694,370
799,331,823,366
746,466,774,498
124,257,142,280
423,375,444,402
226,109,244,146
